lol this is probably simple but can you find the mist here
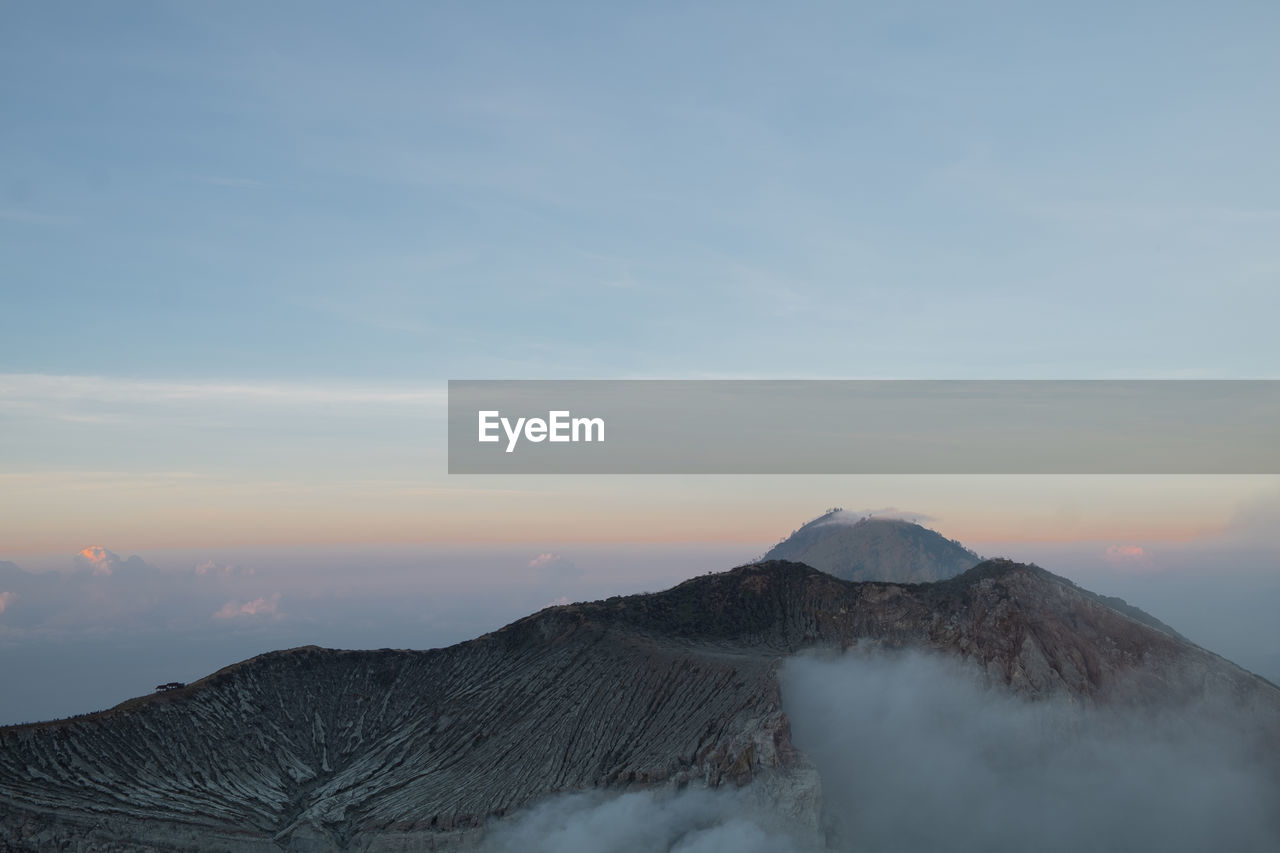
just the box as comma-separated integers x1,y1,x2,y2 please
783,650,1280,852
481,650,1280,852
478,787,821,853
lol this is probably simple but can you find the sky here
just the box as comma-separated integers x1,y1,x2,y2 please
1,2,1279,721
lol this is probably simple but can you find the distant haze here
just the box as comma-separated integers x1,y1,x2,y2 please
2,504,1279,724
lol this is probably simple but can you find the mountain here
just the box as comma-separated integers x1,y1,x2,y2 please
765,512,1187,640
764,511,982,582
2,558,1276,851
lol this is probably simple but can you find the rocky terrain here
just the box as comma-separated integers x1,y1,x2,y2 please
2,558,1278,851
764,511,982,582
765,512,1186,637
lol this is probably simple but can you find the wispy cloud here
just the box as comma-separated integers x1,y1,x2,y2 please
819,508,939,525
0,374,446,431
0,471,205,493
0,374,443,407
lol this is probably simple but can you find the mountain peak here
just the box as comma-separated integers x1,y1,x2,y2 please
763,510,982,583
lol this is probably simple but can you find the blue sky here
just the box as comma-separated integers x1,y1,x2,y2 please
4,0,1278,384
1,2,1278,549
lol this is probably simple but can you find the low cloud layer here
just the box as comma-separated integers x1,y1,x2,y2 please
0,548,280,634
781,651,1280,853
479,787,819,853
482,650,1279,852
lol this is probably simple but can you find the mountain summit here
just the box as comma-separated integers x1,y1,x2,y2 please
763,510,981,582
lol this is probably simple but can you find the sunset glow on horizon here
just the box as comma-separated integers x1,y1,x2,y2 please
3,468,1273,555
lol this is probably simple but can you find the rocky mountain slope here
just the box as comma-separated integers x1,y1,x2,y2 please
764,512,982,582
2,559,1277,851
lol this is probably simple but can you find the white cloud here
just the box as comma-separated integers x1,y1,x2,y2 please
1103,544,1157,572
73,545,150,577
479,786,819,853
0,591,15,614
213,593,281,620
528,552,582,579
817,508,937,525
194,560,255,577
780,651,1279,852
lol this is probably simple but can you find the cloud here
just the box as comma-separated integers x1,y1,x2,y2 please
1103,543,1157,572
0,374,444,408
465,647,1280,851
194,560,255,577
76,546,116,576
780,650,1280,853
479,787,819,853
817,507,937,525
213,593,281,620
528,553,582,579
74,546,150,577
0,591,15,614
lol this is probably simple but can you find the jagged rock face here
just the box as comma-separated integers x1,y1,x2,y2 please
2,560,1277,851
0,635,797,851
764,514,981,582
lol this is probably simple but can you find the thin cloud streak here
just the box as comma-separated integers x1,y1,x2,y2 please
0,374,445,407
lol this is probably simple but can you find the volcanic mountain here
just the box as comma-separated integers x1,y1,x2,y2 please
2,557,1277,851
764,511,982,583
